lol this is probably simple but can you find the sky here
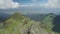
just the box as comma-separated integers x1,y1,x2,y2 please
0,0,60,9
0,0,60,14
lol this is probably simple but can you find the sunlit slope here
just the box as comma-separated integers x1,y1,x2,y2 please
0,13,56,34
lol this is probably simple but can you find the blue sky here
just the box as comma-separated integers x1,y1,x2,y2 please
13,0,48,5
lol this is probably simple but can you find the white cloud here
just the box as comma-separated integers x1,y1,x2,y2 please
31,0,60,8
43,0,60,8
32,0,60,8
0,0,60,9
0,0,19,9
20,4,36,7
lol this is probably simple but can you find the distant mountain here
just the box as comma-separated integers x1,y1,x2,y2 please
52,15,60,33
0,8,60,14
25,14,48,21
0,14,10,22
25,13,56,21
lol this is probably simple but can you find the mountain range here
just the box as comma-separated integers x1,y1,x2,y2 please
0,12,60,34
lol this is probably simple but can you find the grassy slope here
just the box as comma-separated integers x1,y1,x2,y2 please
0,13,59,34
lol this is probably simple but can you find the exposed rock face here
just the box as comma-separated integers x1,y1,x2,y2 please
30,22,55,34
30,23,49,34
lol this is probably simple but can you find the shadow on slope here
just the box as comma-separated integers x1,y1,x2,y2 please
52,15,60,33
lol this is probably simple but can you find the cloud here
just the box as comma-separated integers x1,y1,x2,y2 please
20,4,36,7
31,0,60,8
29,0,60,8
0,0,19,9
0,0,60,9
43,0,60,8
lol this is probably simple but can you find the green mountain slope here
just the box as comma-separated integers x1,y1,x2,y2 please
42,13,57,34
0,13,57,34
